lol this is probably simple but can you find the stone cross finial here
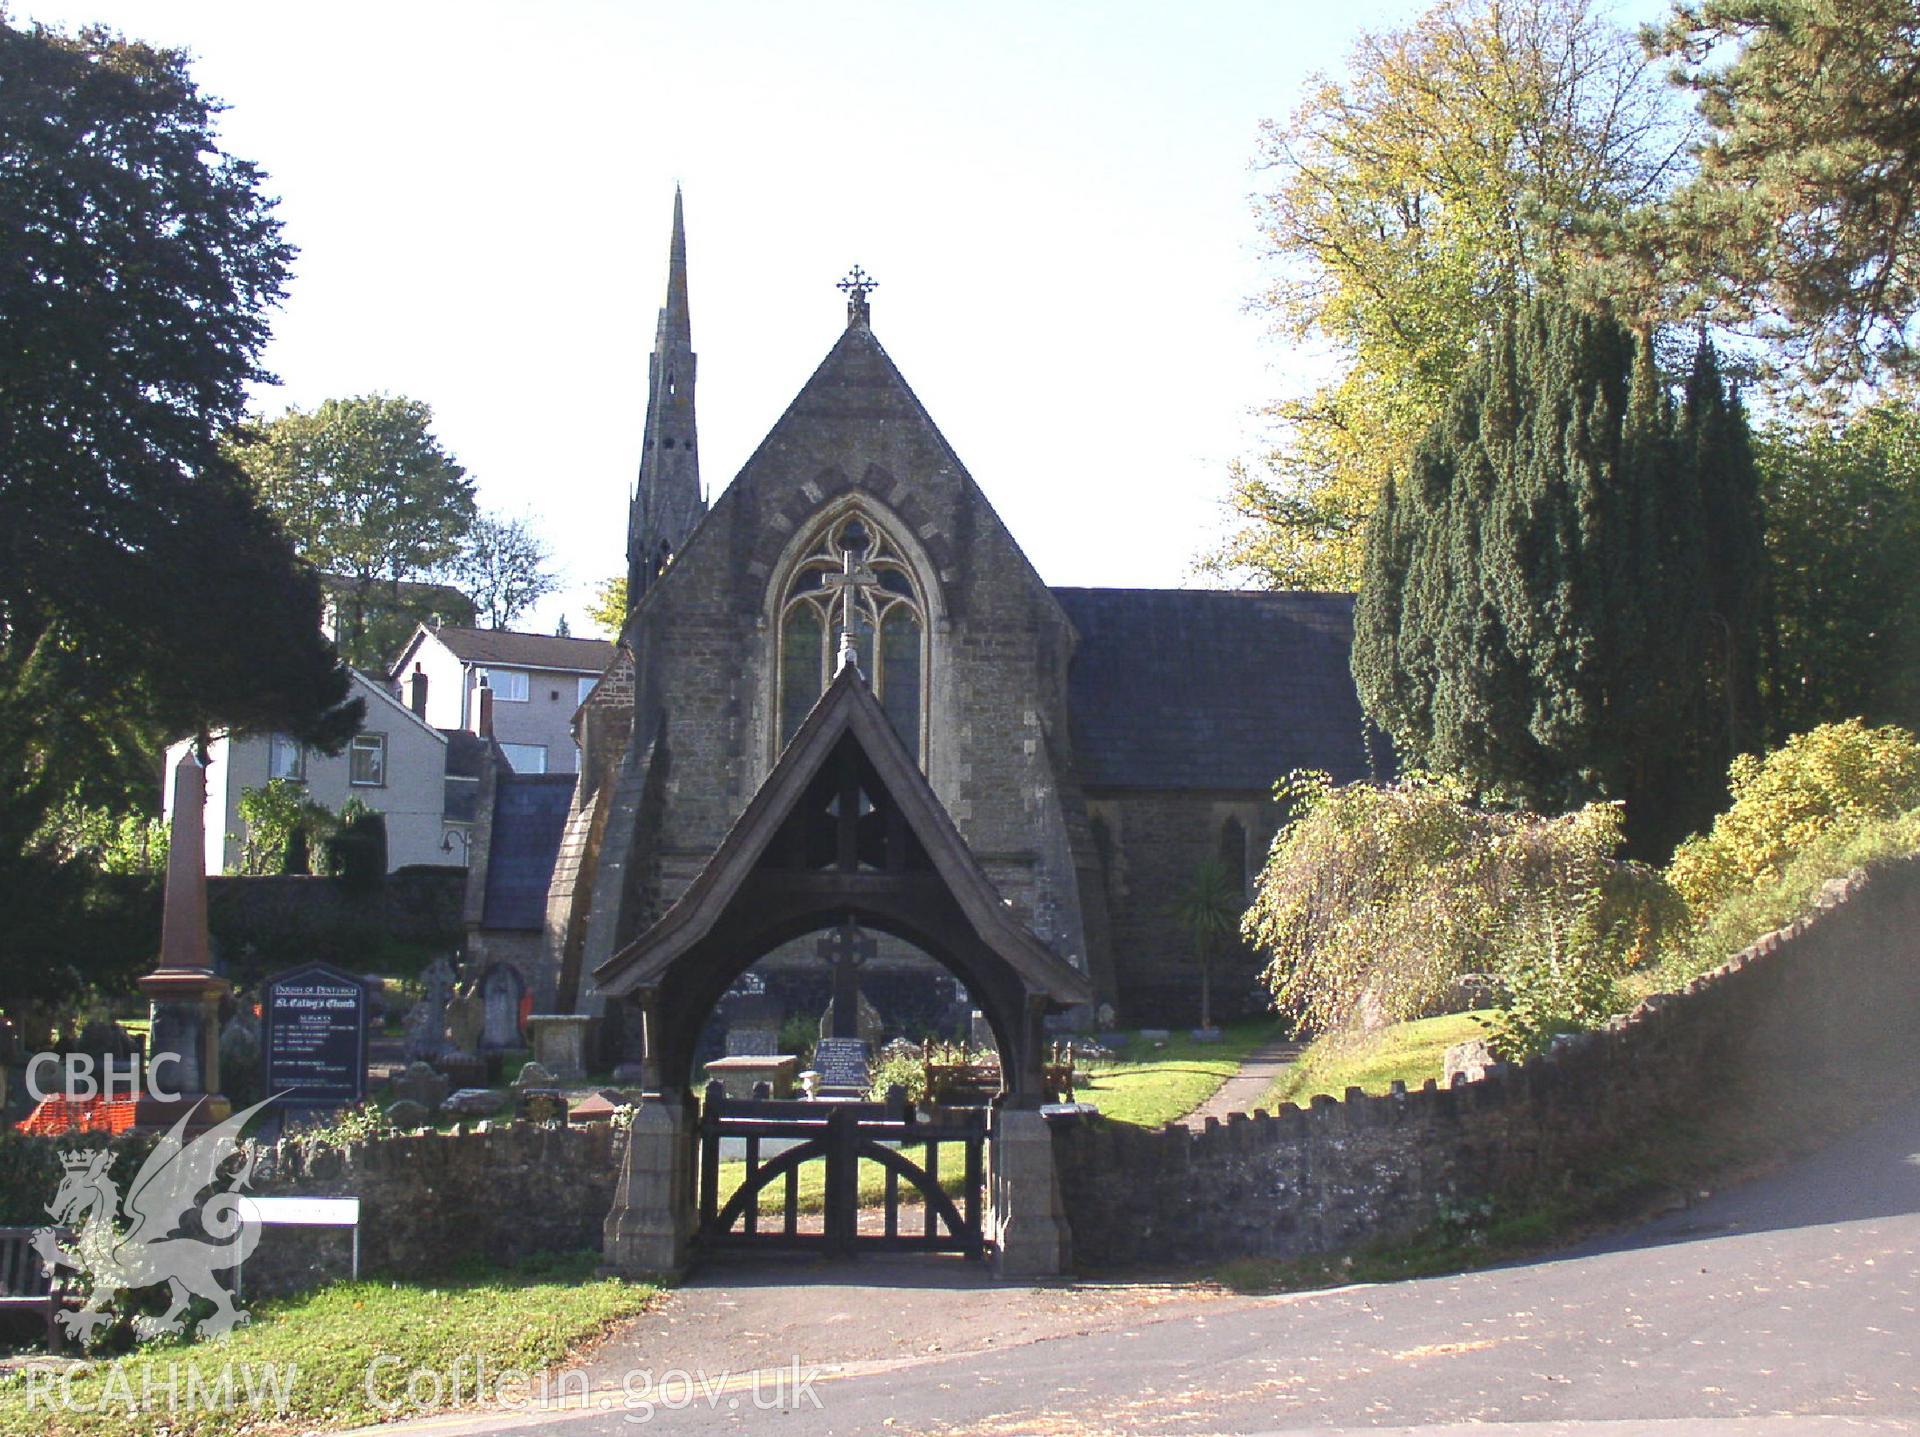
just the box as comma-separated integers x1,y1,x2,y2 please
837,265,878,327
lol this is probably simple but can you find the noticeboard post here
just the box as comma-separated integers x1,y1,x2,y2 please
261,963,370,1108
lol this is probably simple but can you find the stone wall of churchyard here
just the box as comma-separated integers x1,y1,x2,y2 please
1052,856,1920,1268
239,1123,624,1292
1086,791,1281,1025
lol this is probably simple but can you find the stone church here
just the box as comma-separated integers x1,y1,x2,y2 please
479,193,1377,1056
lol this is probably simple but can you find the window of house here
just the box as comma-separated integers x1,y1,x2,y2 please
268,733,306,782
479,668,529,702
775,508,929,761
499,743,548,774
577,675,597,706
349,733,387,786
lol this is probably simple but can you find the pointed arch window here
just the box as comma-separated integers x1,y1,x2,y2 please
776,509,927,761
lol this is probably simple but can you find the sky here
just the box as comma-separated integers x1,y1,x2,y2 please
27,0,1666,634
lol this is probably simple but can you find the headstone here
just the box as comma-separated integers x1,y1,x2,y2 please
219,1008,259,1066
393,1061,450,1112
816,922,877,1039
818,991,884,1048
812,1037,870,1096
442,1087,507,1117
261,964,369,1109
444,991,484,1059
384,1098,430,1129
724,1026,781,1057
511,1060,556,1090
478,965,527,1050
404,958,456,1062
517,1089,568,1125
969,1010,994,1052
1443,1038,1496,1087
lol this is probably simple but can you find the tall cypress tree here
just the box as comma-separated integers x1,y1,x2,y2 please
1353,299,1766,858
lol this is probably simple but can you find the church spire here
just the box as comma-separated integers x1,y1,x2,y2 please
626,187,705,615
661,186,690,346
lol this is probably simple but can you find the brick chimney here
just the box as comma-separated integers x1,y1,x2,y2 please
409,663,429,718
474,679,494,738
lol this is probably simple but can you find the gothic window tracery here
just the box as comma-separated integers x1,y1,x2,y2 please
776,509,927,761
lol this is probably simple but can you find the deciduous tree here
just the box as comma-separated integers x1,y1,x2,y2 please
1210,0,1692,589
0,17,360,1001
587,576,629,640
456,512,557,630
232,394,478,667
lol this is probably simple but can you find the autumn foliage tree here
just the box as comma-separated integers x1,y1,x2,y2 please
1211,0,1692,590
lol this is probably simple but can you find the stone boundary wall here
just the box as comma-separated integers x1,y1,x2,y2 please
243,1122,624,1290
1051,857,1920,1268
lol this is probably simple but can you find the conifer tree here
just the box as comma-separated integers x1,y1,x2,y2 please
1353,300,1764,858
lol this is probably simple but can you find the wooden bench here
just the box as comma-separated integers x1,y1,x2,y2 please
0,1226,73,1351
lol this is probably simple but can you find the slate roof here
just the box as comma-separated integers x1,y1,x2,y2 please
480,774,576,930
1051,588,1380,792
420,627,616,674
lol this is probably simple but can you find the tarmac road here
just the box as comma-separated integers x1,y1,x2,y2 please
365,1101,1920,1437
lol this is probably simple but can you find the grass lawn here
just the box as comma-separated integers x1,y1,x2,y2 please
0,1253,655,1437
1265,1010,1494,1108
1077,1020,1286,1128
707,1019,1287,1215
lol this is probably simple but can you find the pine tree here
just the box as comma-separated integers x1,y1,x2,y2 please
1353,299,1766,858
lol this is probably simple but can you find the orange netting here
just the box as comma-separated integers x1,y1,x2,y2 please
14,1095,139,1136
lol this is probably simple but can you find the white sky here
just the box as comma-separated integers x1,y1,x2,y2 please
25,0,1667,632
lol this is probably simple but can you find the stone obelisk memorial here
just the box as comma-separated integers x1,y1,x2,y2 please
134,749,232,1130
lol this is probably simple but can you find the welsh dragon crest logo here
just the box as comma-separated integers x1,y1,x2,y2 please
33,1097,275,1342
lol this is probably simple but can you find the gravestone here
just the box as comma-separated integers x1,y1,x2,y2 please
445,991,484,1060
724,1026,781,1057
816,922,877,1040
478,965,527,1050
511,1060,556,1090
818,991,884,1047
393,1060,450,1112
261,964,369,1108
720,988,783,1057
812,1037,870,1097
404,957,456,1061
385,1098,430,1129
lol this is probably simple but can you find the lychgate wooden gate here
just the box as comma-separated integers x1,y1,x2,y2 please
696,1082,987,1258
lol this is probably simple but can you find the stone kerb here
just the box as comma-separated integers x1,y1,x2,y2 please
1051,857,1920,1268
